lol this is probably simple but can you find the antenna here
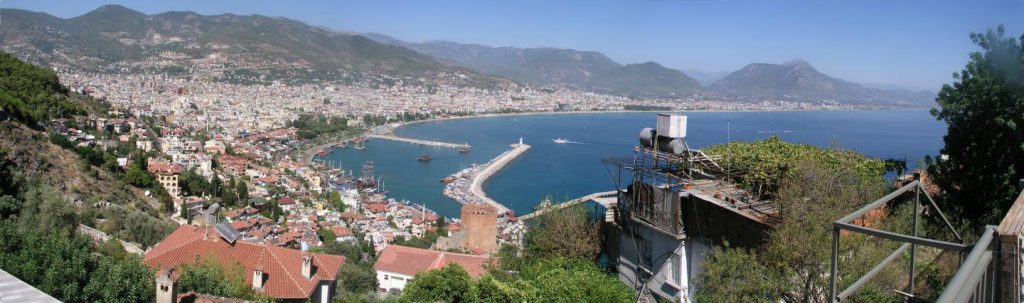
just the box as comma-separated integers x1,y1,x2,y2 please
727,121,731,181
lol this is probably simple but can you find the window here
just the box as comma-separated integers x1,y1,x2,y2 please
384,274,389,280
667,250,681,286
638,237,653,267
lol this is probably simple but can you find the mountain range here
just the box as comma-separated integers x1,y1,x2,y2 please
362,33,934,105
362,33,702,98
0,4,935,105
0,5,512,88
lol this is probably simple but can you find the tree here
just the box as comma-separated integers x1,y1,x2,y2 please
236,180,249,203
0,195,21,219
523,203,600,261
124,163,153,188
336,263,378,294
0,220,93,302
401,264,476,303
696,155,894,302
529,259,633,303
695,245,783,303
176,257,257,299
930,26,1024,224
83,255,155,303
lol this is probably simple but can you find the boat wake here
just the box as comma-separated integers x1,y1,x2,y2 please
757,130,800,134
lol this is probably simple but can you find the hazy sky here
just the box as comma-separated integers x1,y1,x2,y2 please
2,0,1022,91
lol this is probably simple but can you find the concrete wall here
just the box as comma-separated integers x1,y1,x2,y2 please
377,270,413,294
618,222,711,303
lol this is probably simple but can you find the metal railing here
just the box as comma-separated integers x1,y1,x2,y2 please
937,226,1000,303
829,177,968,302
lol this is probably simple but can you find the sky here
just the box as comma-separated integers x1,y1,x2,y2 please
2,0,1022,91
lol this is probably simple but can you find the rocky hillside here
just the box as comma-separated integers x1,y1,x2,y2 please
0,5,513,88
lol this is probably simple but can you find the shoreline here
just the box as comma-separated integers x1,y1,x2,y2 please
305,107,929,165
466,142,530,214
380,107,931,136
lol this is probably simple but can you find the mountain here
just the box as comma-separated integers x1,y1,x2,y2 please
362,33,701,98
0,5,513,88
710,60,934,105
684,69,731,86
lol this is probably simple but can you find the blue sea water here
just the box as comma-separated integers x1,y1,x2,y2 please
317,110,946,219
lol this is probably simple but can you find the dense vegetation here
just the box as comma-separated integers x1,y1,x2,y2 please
929,26,1024,224
290,114,350,140
0,51,84,126
0,177,156,302
705,136,886,198
693,151,950,302
394,205,631,303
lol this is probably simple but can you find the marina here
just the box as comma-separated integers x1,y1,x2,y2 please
365,133,471,150
442,139,531,214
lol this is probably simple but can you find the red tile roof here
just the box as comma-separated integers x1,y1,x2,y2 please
277,197,296,205
330,226,353,237
365,203,389,214
373,245,491,278
144,225,345,299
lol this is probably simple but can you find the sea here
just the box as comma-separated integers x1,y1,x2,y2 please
316,110,946,219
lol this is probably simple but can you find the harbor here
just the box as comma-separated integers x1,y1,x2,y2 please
365,133,471,150
443,139,531,214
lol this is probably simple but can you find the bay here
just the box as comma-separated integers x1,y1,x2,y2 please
317,110,946,219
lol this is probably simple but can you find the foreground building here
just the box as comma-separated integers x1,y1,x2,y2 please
606,114,777,302
372,244,490,295
145,225,345,302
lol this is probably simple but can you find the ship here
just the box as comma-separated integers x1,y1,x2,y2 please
553,138,568,144
353,140,365,150
441,176,456,183
459,147,470,154
418,154,432,162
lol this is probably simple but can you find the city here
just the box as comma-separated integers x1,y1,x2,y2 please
0,1,1022,303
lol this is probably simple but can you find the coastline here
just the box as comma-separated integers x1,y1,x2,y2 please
465,142,530,214
377,107,929,136
305,107,929,164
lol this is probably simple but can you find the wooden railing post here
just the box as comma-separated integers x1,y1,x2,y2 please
996,190,1024,303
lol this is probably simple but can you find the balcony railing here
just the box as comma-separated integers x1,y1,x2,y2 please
626,181,683,238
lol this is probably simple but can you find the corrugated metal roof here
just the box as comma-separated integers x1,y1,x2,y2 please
0,268,61,303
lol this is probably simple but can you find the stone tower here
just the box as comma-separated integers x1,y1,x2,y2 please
461,204,497,254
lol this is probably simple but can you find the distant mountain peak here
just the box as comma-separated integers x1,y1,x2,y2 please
782,59,811,67
711,60,933,105
79,4,147,18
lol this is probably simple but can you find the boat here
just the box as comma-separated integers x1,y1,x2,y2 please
459,147,470,154
353,141,365,150
441,176,456,183
553,138,568,144
418,154,432,162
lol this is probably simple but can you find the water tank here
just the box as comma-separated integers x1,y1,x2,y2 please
657,113,687,138
640,127,688,155
639,128,656,148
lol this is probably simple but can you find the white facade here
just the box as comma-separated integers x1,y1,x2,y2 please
618,225,711,303
376,270,413,294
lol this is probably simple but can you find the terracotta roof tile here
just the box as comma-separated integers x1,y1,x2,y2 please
145,225,345,299
373,245,490,278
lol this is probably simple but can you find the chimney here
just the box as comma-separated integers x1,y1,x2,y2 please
252,267,264,290
155,268,177,303
301,254,314,279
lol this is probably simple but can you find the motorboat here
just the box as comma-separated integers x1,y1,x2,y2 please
553,138,568,144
